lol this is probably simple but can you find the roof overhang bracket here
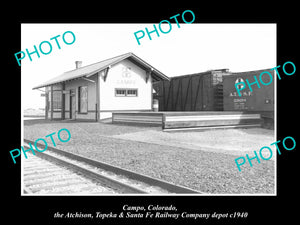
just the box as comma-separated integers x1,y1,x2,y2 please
81,77,96,83
99,66,110,82
146,68,153,83
35,88,46,92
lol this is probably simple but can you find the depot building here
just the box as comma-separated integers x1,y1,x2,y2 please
33,52,169,121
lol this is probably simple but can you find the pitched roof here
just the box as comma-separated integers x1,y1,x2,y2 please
33,52,169,89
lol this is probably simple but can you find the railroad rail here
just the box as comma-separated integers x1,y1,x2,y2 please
23,139,201,194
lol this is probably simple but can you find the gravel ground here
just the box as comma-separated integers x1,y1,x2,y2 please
112,128,275,157
23,119,275,194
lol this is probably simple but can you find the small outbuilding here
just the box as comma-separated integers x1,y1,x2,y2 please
33,52,169,121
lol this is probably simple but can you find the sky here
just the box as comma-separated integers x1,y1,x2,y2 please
21,23,276,109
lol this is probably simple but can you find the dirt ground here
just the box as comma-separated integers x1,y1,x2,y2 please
112,127,275,157
23,119,275,194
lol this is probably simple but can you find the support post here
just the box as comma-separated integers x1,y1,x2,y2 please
61,83,65,120
95,103,98,122
50,85,53,120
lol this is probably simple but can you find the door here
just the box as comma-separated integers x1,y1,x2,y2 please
70,90,76,119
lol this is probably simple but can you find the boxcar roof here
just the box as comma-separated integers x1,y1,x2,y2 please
222,68,274,78
33,52,169,89
170,69,230,79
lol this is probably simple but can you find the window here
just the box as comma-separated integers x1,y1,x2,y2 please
52,90,62,110
127,89,138,96
115,89,138,97
115,89,126,97
78,86,88,113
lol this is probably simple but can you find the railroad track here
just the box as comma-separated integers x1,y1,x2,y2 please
23,139,200,195
23,154,116,194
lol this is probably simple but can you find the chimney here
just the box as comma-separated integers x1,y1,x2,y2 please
75,61,82,69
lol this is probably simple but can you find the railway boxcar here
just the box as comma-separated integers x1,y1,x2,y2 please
153,68,274,129
153,69,229,111
223,69,274,112
222,69,274,128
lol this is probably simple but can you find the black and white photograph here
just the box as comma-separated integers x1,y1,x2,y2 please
5,5,298,225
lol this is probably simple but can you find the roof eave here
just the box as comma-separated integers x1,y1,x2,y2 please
32,53,169,89
32,75,88,90
126,54,169,81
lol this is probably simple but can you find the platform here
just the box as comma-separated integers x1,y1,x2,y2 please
112,111,262,131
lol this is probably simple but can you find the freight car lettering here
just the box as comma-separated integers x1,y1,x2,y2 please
235,61,296,97
235,136,296,171
9,128,71,164
234,98,246,103
229,91,252,97
14,31,76,66
133,10,195,45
